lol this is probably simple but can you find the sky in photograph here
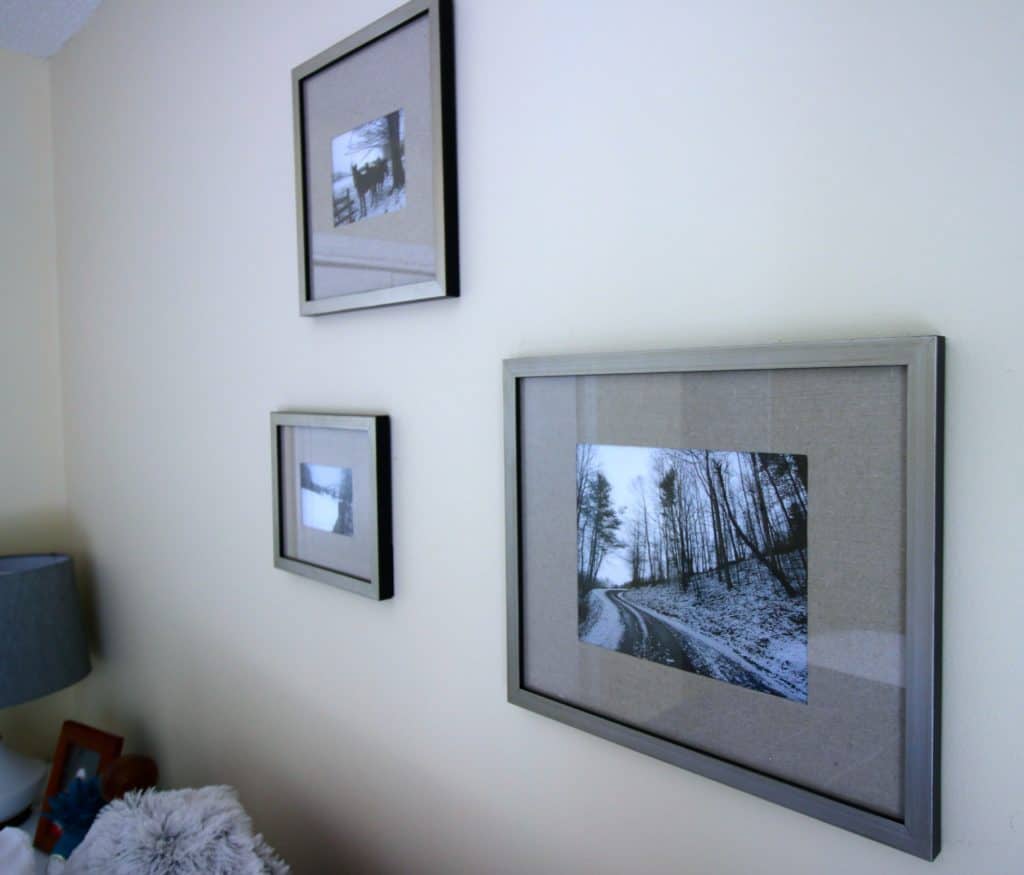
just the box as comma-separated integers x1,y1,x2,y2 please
586,443,658,586
303,463,344,492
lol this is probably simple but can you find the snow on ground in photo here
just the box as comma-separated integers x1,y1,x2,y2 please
301,487,340,533
620,554,807,699
579,588,625,650
370,184,405,218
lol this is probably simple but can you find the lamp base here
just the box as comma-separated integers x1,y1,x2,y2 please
0,738,47,823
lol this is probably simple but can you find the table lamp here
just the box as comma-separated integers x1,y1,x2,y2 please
0,554,91,824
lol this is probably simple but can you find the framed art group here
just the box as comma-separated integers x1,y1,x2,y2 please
278,3,441,602
281,0,945,861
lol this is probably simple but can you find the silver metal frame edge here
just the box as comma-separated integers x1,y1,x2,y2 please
271,411,393,600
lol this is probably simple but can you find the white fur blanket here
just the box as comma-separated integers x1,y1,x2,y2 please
0,826,37,875
65,785,288,875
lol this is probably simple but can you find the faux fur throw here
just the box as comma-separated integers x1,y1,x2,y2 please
64,785,289,875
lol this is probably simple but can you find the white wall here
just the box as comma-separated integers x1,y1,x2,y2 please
0,48,65,552
42,1,1024,872
0,47,76,750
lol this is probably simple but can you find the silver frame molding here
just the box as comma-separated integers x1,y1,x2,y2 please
503,336,943,860
292,0,458,315
271,412,393,600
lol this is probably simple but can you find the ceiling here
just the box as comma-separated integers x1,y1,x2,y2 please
0,0,102,58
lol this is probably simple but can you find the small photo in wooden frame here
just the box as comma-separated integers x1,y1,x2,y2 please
272,412,393,600
34,720,123,853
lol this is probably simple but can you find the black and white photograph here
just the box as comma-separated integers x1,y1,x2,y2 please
300,463,354,536
331,110,406,226
577,443,809,702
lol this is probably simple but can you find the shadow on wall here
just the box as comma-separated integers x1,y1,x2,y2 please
0,526,492,871
156,637,500,874
0,513,143,761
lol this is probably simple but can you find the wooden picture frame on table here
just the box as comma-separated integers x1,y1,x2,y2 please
504,336,943,860
34,720,123,853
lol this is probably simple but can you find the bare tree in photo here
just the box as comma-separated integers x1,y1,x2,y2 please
576,443,596,581
576,445,624,594
386,110,405,191
711,454,802,598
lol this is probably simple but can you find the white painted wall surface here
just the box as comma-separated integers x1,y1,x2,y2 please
0,48,65,551
0,47,78,753
43,1,1023,872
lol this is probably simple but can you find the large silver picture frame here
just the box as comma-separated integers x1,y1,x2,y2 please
503,337,943,860
292,0,458,314
272,412,393,600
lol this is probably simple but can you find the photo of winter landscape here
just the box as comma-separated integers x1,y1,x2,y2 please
331,109,406,227
300,463,354,536
577,443,809,702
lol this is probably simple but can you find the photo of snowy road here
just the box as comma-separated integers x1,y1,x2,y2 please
300,463,354,536
577,443,808,702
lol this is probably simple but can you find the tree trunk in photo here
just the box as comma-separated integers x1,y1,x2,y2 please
576,445,595,581
761,456,807,571
628,516,644,584
672,470,692,586
580,471,622,590
703,453,734,590
640,487,656,585
386,111,405,191
716,464,799,598
749,453,778,556
751,453,808,580
658,467,689,591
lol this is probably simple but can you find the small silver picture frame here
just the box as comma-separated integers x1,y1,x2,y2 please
272,412,393,600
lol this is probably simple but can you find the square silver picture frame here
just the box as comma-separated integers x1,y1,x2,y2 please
503,336,943,860
272,412,393,600
292,0,458,315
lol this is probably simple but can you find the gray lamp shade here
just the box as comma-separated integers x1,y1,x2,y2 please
0,554,91,709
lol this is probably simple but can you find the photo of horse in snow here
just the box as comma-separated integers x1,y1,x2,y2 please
331,109,407,227
577,443,809,702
